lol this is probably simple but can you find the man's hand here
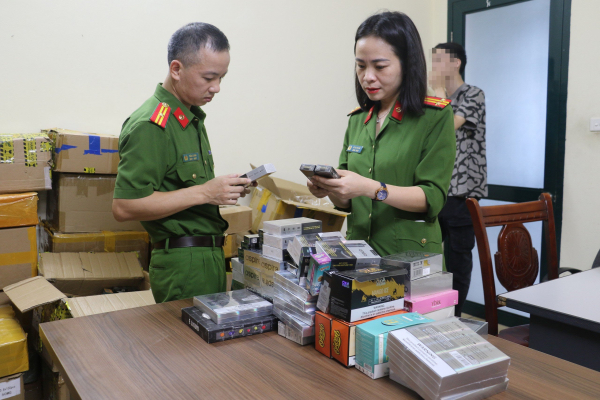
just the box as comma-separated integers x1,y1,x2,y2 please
307,178,330,198
198,174,251,205
310,170,378,201
428,71,447,98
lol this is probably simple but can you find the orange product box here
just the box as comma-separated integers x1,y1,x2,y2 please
0,192,38,229
314,311,335,358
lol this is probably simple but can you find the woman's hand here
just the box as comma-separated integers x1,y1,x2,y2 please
310,170,379,201
307,178,330,198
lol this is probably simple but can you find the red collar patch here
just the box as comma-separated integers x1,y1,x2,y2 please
173,107,190,129
364,106,375,124
391,100,403,122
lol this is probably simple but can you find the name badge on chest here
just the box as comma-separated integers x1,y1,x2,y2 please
346,145,363,154
183,153,200,162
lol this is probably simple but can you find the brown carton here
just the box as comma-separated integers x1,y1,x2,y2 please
0,226,37,288
219,205,252,234
0,193,38,229
0,373,24,400
43,128,119,175
248,173,347,233
0,305,28,378
39,225,150,270
46,173,143,233
0,133,52,194
38,252,143,296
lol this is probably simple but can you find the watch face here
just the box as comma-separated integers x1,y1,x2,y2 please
376,190,388,201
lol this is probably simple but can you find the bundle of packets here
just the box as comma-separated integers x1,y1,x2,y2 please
387,318,510,400
273,270,317,345
382,251,457,316
181,289,277,343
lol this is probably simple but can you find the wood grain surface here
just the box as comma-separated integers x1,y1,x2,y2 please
40,299,600,400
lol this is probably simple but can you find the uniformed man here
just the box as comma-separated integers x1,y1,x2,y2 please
112,22,251,303
307,12,456,258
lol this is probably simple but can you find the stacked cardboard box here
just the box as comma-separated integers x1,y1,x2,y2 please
0,304,28,400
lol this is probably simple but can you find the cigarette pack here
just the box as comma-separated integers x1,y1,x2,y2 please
192,289,273,324
314,165,340,179
315,240,356,271
381,251,443,280
262,232,296,250
343,240,381,267
288,234,319,277
262,244,291,262
273,285,317,314
273,270,317,303
405,271,453,299
242,234,260,250
240,163,276,183
182,306,277,343
272,294,315,325
307,253,331,296
317,231,345,241
322,267,407,322
263,217,322,236
300,163,316,178
404,289,458,314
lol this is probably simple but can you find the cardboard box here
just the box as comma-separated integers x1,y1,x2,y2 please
0,306,28,378
248,173,347,233
41,360,69,400
46,173,143,233
314,311,335,358
38,252,143,296
24,379,42,400
0,193,38,229
223,234,238,259
67,290,155,318
39,225,150,270
0,373,24,400
0,133,52,194
43,128,119,175
219,206,252,234
0,226,37,288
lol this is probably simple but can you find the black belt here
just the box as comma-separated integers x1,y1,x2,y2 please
153,236,225,250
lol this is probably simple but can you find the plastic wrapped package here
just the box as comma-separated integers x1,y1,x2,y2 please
0,192,38,228
0,305,28,377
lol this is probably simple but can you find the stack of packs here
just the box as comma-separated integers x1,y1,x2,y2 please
273,270,317,345
387,318,510,400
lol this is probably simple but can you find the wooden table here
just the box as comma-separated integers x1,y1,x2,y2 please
40,299,600,400
499,268,600,371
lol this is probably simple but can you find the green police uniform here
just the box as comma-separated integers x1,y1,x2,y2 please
338,97,456,257
114,84,229,303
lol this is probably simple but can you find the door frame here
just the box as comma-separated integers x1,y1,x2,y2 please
447,0,571,280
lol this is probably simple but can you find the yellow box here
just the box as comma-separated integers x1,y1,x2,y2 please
0,192,38,229
0,305,28,377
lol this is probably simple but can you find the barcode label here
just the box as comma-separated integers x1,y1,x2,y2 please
413,268,423,278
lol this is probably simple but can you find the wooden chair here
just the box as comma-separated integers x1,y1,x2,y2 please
466,193,580,346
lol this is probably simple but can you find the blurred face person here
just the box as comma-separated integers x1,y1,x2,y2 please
355,36,402,108
431,48,460,79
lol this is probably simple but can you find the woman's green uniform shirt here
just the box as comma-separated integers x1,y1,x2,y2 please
338,100,456,257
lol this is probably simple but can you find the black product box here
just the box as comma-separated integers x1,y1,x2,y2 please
238,247,244,260
322,266,407,322
316,241,357,271
243,233,260,250
182,306,278,343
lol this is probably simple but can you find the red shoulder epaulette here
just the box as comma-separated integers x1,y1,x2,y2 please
347,106,363,116
149,102,171,128
424,96,451,109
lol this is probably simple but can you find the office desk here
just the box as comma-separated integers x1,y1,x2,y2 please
499,268,600,371
41,299,600,400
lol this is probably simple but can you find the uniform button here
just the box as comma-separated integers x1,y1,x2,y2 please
369,213,371,219
204,160,207,165
192,174,197,179
369,168,372,173
372,145,375,149
421,238,427,244
367,235,370,241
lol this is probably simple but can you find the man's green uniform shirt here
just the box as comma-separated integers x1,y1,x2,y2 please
114,84,228,243
338,100,456,257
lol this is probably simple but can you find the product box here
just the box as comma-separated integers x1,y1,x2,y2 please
0,306,28,378
40,225,150,270
0,226,37,288
243,264,262,293
322,267,407,322
330,309,409,368
314,311,335,358
404,271,453,299
315,241,356,271
274,307,315,346
273,270,317,303
277,321,315,346
423,306,456,321
272,295,314,326
262,217,322,236
262,232,296,250
273,285,316,314
259,254,285,277
231,257,244,284
243,249,262,270
343,240,381,267
248,172,347,233
355,313,434,379
317,231,345,241
0,193,38,229
404,289,459,314
0,373,24,400
260,273,275,300
381,251,443,280
0,133,52,194
43,128,119,174
240,163,277,183
262,244,290,262
38,252,144,296
219,205,252,234
459,317,489,339
307,253,331,296
288,234,319,278
46,173,143,233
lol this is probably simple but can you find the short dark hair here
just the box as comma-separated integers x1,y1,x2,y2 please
168,22,229,66
434,42,467,75
354,12,427,116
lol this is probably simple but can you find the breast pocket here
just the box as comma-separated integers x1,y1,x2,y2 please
176,161,205,186
394,218,442,252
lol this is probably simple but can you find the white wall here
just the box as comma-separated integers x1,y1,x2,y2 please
0,0,446,186
560,0,600,271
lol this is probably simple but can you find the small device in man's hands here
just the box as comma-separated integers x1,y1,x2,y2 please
300,164,316,178
314,165,340,179
238,163,276,186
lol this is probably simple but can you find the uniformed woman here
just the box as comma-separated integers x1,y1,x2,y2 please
308,11,456,257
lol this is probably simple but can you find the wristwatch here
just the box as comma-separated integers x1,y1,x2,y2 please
374,182,388,201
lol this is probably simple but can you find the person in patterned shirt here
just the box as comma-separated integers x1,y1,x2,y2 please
430,42,487,316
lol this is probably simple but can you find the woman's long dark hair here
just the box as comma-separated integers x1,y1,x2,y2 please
354,12,427,116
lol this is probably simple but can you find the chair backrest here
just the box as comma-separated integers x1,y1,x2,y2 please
466,193,559,336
